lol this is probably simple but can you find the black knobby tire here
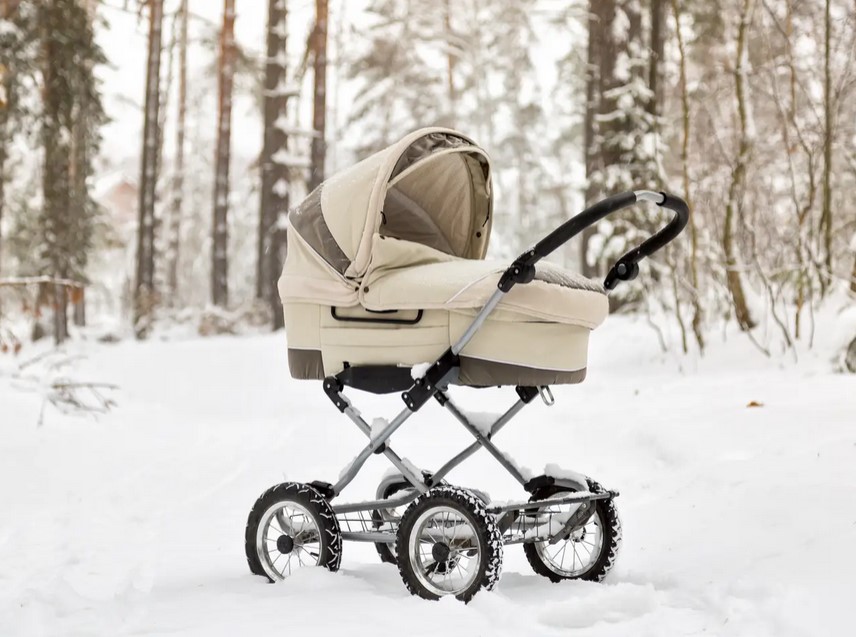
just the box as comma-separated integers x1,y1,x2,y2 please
523,479,621,583
396,486,502,602
245,482,342,581
372,481,411,565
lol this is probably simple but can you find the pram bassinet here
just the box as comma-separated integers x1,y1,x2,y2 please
279,128,609,389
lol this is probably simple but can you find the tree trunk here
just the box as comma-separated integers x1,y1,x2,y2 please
0,51,7,274
581,0,610,278
671,0,703,352
850,251,856,295
35,0,103,342
723,0,756,331
820,0,833,292
850,240,856,294
648,0,664,118
72,287,86,327
1,1,22,18
257,0,290,329
53,284,68,344
135,0,163,325
1,1,24,278
40,5,72,344
211,0,236,307
659,0,684,353
444,0,456,113
0,114,5,275
166,0,188,302
583,0,646,283
39,8,70,345
308,0,327,191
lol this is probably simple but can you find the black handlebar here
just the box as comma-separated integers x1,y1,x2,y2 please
497,190,690,293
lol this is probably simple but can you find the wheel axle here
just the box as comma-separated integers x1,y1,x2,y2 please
431,542,451,562
276,534,294,554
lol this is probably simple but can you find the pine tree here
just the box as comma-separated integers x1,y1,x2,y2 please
550,4,588,268
579,0,603,278
348,0,451,155
35,0,106,342
648,0,664,120
308,0,327,190
671,0,704,351
486,0,550,254
165,0,188,302
348,0,554,257
820,0,833,292
0,0,36,275
211,0,236,307
135,0,164,330
583,0,661,283
722,0,756,330
257,0,290,328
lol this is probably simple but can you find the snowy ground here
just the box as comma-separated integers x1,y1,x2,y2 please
1,317,854,636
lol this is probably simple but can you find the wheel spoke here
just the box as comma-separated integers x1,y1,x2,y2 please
573,544,584,569
455,561,466,583
276,510,292,535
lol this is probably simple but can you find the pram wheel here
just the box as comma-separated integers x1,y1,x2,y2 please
523,480,621,583
244,482,342,582
371,480,411,565
396,486,502,602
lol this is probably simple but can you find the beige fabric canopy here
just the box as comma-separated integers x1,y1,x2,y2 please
281,128,493,306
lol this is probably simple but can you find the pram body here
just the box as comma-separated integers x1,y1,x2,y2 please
280,128,608,388
246,128,689,601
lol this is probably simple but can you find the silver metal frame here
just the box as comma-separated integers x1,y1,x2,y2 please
450,288,505,355
330,285,510,500
324,234,617,548
328,387,612,546
326,354,613,547
634,190,666,204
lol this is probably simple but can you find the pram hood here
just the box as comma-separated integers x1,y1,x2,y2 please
282,128,493,306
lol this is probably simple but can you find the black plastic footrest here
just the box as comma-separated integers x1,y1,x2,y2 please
336,364,414,394
523,475,556,493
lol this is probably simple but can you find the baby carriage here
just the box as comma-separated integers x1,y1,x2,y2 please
245,128,689,601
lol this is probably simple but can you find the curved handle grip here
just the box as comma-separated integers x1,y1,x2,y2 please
497,190,690,293
603,191,690,290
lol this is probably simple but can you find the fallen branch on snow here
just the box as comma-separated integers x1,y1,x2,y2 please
38,380,118,426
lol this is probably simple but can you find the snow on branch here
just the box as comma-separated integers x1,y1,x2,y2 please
265,80,301,98
0,276,85,289
272,149,310,168
9,348,119,426
273,113,316,137
39,380,118,425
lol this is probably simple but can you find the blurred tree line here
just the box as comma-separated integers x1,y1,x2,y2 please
0,0,854,354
